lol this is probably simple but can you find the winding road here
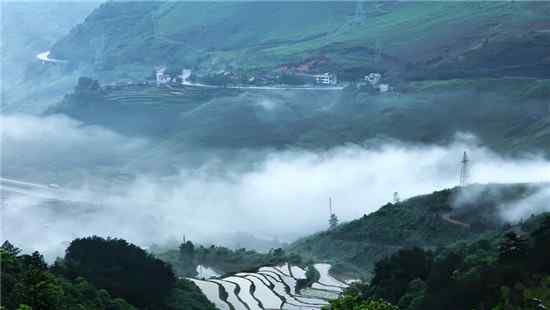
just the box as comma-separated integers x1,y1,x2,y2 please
36,51,67,64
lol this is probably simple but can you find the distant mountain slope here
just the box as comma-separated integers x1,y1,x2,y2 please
1,1,98,88
50,77,550,156
287,183,543,279
1,1,99,113
49,1,550,81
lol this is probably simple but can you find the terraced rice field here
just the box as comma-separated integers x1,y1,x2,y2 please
189,263,348,310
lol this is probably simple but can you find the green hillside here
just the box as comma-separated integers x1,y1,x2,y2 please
327,215,550,310
50,1,550,80
1,1,97,88
30,1,550,149
1,238,216,310
287,183,541,279
50,77,550,159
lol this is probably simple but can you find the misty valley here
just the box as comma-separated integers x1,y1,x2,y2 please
2,1,550,310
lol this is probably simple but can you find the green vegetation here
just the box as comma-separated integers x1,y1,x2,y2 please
44,2,550,156
54,236,176,309
344,215,550,310
52,77,550,157
0,241,135,310
325,294,398,310
158,241,302,277
1,237,216,310
296,263,321,291
1,2,97,89
50,2,550,81
49,78,240,137
289,183,538,279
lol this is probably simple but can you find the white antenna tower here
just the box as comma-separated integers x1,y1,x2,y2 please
329,197,339,230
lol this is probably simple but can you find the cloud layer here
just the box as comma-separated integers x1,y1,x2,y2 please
2,115,550,259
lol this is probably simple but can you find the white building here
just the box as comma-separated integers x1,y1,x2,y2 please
180,69,192,85
365,72,382,86
314,72,337,85
378,83,390,93
155,67,171,86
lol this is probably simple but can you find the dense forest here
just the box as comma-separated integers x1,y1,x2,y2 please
289,183,537,278
0,237,215,310
158,241,302,277
326,215,550,310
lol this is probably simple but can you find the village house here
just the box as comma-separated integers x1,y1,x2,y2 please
180,69,192,85
365,72,390,93
378,83,390,93
155,67,172,86
314,72,337,85
365,72,382,86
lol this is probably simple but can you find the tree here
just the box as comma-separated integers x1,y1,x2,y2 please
530,216,550,272
498,232,528,263
2,240,135,310
325,293,398,310
330,213,339,230
179,241,195,263
63,236,175,309
76,77,101,92
369,248,432,303
2,240,21,256
164,279,217,310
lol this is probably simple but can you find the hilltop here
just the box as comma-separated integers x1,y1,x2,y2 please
288,183,544,279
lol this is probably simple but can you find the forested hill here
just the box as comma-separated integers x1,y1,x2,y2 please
1,237,216,310
330,214,550,309
288,183,545,279
50,1,550,81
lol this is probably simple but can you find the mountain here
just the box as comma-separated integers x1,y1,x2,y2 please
1,1,99,114
37,1,550,155
327,214,550,310
49,1,550,81
50,76,550,157
287,183,543,279
1,1,97,88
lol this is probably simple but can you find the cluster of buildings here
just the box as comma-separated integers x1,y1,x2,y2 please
154,65,341,88
365,72,390,93
151,65,389,92
155,67,193,86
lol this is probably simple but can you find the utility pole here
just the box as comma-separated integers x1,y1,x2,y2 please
329,197,339,230
460,151,470,187
393,192,400,204
375,39,382,63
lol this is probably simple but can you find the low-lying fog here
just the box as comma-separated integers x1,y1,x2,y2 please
2,114,550,260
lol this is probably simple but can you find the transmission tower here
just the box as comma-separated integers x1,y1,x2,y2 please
329,197,339,230
459,151,470,186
